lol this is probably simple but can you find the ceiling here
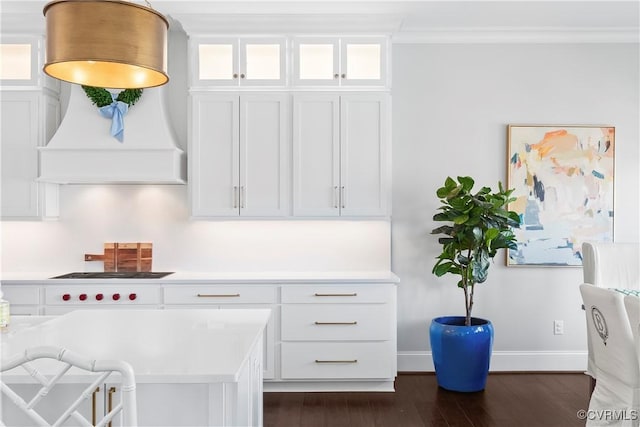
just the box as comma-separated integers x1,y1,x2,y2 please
1,1,638,42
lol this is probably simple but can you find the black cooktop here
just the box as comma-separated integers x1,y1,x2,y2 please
50,272,174,279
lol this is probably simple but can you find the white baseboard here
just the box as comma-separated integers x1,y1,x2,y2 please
398,351,588,372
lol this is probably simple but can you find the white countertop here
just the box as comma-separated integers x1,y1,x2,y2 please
1,309,270,384
0,270,400,284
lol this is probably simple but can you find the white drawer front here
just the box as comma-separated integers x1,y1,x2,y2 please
281,285,392,304
281,304,391,341
2,286,39,305
45,286,160,305
8,306,39,316
164,286,277,304
281,342,395,379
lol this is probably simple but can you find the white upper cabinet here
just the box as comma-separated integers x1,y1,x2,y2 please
190,93,289,217
293,93,390,217
293,36,388,88
192,37,286,87
1,35,60,220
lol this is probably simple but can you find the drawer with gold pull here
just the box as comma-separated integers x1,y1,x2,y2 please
164,285,277,304
281,342,395,379
281,304,392,341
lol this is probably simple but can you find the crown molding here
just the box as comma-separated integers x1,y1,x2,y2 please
392,27,640,44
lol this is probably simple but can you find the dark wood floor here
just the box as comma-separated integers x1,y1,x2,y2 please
264,373,590,427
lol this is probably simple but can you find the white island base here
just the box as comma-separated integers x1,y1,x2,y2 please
1,309,270,427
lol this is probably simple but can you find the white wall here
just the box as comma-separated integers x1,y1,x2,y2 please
392,43,639,371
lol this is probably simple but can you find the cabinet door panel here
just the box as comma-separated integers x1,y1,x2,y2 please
340,94,389,216
240,38,286,86
293,38,339,86
194,38,239,86
191,95,240,217
292,95,340,216
240,94,288,216
340,37,388,86
1,93,39,217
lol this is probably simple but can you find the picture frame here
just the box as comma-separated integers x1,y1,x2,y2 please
506,124,615,266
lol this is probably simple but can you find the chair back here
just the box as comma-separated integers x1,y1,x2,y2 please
1,346,137,427
580,284,640,425
624,295,640,355
582,242,640,289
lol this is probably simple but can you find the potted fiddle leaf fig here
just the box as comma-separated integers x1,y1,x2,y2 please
430,176,520,392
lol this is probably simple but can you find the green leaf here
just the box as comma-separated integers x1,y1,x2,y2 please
458,176,474,192
433,262,454,276
453,214,469,224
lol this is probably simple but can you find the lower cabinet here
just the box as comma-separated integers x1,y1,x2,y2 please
2,280,398,393
277,284,397,390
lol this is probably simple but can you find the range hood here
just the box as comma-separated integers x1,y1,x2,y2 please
39,85,185,184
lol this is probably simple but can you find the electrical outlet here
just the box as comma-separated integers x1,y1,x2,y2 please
554,320,564,335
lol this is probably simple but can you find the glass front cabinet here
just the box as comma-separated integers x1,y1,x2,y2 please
293,36,388,87
191,37,287,87
191,35,389,89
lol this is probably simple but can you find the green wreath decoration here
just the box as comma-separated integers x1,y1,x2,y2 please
82,86,143,108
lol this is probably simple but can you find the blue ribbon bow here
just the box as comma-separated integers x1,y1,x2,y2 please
99,93,129,142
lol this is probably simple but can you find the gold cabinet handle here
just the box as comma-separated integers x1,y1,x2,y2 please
107,386,116,427
92,386,100,426
240,186,245,208
315,359,357,364
197,293,241,298
314,321,357,325
314,293,357,297
233,186,238,209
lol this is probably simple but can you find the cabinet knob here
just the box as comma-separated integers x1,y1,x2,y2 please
341,73,346,79
112,293,121,301
240,73,245,79
62,293,71,301
233,73,238,79
129,293,137,301
334,73,339,79
96,293,104,301
79,293,87,301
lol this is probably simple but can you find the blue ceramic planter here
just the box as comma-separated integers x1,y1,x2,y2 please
430,316,494,392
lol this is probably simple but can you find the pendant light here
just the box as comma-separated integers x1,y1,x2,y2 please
43,0,169,89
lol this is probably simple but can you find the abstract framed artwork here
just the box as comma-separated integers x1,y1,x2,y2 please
506,125,615,266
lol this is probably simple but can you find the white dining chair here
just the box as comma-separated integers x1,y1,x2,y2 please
624,295,640,358
581,241,640,389
580,284,640,426
1,346,137,427
582,242,640,290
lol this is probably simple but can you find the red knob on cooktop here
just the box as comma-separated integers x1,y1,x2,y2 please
129,293,137,301
62,294,71,301
112,293,121,301
96,293,104,301
79,294,87,301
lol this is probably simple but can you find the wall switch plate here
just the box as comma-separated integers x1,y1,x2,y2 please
553,320,564,335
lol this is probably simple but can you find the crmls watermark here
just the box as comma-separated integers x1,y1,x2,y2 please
577,409,639,421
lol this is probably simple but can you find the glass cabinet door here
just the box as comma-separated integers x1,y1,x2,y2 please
293,37,340,86
196,38,238,86
239,38,286,86
340,37,387,86
0,37,42,87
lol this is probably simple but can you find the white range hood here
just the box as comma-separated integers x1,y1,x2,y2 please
39,85,186,184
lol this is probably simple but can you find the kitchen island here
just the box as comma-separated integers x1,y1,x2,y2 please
1,309,270,426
